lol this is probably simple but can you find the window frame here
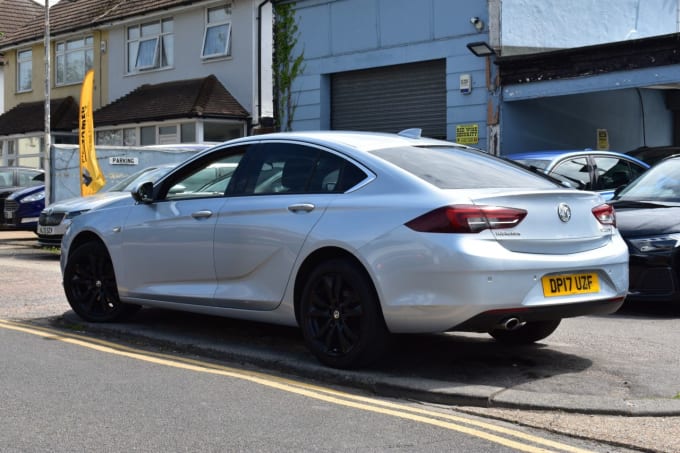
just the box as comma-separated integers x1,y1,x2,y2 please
55,36,94,86
127,18,174,73
201,5,232,59
17,49,33,93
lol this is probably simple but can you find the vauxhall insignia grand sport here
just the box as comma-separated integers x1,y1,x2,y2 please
61,130,629,369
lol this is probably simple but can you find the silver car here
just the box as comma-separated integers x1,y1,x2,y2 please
61,130,629,369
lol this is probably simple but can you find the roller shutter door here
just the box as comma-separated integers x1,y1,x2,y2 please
331,59,446,138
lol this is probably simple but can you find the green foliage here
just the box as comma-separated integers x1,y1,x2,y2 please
273,2,305,132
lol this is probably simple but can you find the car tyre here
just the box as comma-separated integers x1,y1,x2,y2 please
300,259,389,369
488,319,561,345
63,241,139,322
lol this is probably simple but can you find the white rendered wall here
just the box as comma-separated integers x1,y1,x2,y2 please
501,0,679,53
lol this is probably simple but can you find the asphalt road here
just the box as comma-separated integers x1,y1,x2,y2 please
1,231,679,452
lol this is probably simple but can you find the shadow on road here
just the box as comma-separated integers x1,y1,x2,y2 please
52,306,592,393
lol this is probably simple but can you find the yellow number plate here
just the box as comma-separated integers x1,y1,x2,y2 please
541,273,600,297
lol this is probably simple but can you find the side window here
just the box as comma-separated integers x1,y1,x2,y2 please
238,143,368,195
0,169,13,187
593,157,636,190
551,157,591,189
161,147,246,200
18,170,43,187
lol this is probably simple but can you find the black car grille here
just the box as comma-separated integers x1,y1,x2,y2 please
39,211,66,226
4,199,18,213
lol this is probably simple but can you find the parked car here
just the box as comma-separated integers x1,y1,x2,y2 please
0,166,44,221
504,150,649,200
611,155,680,304
2,184,45,232
625,145,680,166
38,164,178,247
61,130,629,369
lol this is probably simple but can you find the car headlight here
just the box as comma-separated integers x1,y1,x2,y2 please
65,209,90,219
628,234,680,253
21,191,45,203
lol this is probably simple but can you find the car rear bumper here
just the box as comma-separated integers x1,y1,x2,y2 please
451,297,626,332
626,253,680,303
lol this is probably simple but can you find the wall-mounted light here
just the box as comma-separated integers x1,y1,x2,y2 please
470,16,484,32
466,41,495,57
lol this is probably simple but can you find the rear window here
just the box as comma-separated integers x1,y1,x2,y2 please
370,146,559,189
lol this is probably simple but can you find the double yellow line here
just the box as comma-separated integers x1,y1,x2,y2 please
0,319,593,453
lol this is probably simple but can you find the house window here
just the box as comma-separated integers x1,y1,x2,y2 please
158,125,179,144
56,37,94,86
17,49,32,92
127,18,174,73
202,5,231,58
204,121,242,142
140,126,156,145
96,128,138,146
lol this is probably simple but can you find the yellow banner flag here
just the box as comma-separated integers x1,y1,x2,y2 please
79,69,105,196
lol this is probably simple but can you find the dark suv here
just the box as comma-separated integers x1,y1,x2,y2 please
0,167,45,223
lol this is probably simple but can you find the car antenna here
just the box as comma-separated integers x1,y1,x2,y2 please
398,128,422,139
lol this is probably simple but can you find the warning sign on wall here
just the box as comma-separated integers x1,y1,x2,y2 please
456,124,479,145
596,129,609,150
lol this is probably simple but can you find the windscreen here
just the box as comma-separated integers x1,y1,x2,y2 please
370,146,560,189
616,158,680,202
107,166,175,192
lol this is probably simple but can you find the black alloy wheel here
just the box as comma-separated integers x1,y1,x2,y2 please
300,259,389,369
63,241,138,322
488,319,561,345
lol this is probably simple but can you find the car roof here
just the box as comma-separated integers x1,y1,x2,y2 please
505,150,649,167
226,130,473,152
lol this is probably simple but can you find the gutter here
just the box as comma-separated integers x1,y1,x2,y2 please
257,0,273,125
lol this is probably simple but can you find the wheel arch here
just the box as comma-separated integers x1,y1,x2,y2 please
67,231,108,259
293,246,384,325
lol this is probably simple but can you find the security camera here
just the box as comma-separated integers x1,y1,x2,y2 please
470,17,484,31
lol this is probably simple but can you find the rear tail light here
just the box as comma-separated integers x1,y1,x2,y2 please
592,203,616,227
406,205,527,233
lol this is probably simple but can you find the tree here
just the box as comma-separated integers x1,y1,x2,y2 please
273,2,305,132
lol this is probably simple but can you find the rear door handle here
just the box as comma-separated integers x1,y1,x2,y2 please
288,203,315,213
191,210,213,219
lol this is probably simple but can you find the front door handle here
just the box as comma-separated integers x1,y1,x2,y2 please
191,210,213,219
288,203,315,213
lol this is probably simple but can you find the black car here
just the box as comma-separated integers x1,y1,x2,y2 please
611,155,680,304
625,146,680,166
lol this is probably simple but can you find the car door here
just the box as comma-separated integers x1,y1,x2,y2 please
592,155,647,199
118,145,248,305
211,141,353,310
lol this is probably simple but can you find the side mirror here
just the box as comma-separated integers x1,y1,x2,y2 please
131,181,154,204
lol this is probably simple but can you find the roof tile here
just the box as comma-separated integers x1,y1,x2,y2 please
0,97,78,135
2,0,207,47
94,75,250,126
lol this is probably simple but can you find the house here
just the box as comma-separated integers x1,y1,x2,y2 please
0,0,44,115
0,0,274,168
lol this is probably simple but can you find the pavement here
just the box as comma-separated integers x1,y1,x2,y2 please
3,230,680,420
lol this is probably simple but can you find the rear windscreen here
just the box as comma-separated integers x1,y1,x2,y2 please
370,146,560,189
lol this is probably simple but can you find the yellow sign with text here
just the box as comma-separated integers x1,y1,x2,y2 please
456,124,479,145
597,128,609,150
